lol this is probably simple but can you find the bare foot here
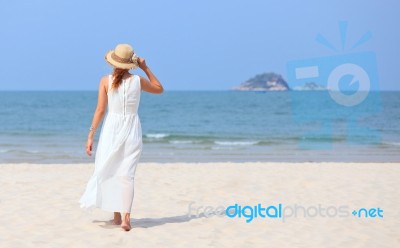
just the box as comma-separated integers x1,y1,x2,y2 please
113,212,122,225
121,213,131,231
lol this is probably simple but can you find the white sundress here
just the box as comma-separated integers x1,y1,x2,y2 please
79,74,143,213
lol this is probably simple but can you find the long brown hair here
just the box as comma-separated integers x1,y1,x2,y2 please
111,68,129,90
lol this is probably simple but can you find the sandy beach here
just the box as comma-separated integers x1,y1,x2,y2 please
0,162,399,247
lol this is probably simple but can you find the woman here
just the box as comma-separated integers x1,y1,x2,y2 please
79,44,163,231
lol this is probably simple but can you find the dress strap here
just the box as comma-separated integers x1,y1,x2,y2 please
136,75,142,92
108,74,112,93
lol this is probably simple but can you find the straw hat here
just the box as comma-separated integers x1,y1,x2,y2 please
105,44,139,69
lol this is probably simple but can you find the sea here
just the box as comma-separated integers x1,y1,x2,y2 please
0,91,399,163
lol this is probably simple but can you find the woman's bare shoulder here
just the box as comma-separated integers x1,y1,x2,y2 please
101,74,111,81
99,75,110,91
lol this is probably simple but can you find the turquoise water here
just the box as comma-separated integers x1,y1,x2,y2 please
0,91,399,163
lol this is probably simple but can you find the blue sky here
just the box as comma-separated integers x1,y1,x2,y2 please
0,0,399,90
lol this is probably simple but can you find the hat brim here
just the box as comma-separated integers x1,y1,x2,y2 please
105,51,138,70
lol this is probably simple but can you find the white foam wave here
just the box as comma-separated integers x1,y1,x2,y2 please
145,133,170,139
382,142,400,147
214,140,259,146
169,140,193,144
0,149,40,154
211,146,237,150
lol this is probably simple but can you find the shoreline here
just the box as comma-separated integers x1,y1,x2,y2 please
1,160,399,165
1,144,399,164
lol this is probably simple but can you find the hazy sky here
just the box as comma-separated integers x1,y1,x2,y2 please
1,0,399,90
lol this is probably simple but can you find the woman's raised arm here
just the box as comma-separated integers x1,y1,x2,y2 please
138,58,164,94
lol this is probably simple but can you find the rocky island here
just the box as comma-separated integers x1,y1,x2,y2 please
233,72,289,91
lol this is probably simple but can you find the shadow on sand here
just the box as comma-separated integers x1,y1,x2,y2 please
93,212,210,229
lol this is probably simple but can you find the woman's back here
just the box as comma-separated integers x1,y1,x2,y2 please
107,74,141,116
